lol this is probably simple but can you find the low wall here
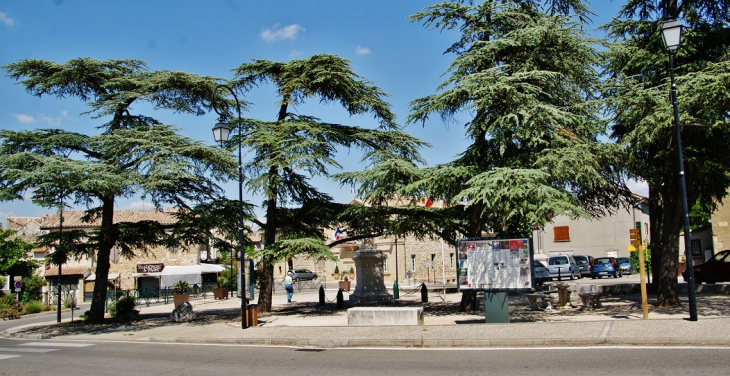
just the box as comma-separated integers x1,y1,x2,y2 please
347,307,424,326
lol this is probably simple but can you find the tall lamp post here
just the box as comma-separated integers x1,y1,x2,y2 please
212,84,248,329
661,18,697,321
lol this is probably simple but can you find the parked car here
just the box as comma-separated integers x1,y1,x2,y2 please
683,249,730,284
616,257,633,275
290,268,318,281
573,255,594,277
546,255,581,280
533,261,550,286
591,257,622,279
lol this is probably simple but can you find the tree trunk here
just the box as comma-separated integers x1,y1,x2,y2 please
257,264,274,313
87,197,116,323
459,290,478,312
656,182,681,307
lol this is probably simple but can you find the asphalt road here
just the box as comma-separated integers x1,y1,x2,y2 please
0,303,90,334
0,337,728,376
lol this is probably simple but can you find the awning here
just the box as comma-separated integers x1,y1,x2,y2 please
85,273,120,281
129,264,227,288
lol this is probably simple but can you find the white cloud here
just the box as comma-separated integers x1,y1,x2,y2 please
627,178,649,197
289,49,303,58
119,200,150,210
0,12,16,27
13,111,74,126
354,46,371,55
13,113,36,124
261,24,305,42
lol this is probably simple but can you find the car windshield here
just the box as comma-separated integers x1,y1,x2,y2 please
549,258,567,265
575,258,587,265
595,258,611,265
617,258,630,265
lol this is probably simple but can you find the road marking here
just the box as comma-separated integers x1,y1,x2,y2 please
600,321,612,339
0,354,20,360
20,342,93,348
0,347,58,353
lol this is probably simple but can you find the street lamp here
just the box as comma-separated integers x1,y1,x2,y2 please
661,18,697,321
212,84,248,329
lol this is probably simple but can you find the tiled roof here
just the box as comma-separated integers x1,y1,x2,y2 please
44,266,91,277
7,217,43,227
41,209,180,230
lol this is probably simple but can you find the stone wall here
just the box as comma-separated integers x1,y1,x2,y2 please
109,244,200,290
712,193,730,252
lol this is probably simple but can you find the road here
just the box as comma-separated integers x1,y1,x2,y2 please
0,337,728,375
0,303,89,334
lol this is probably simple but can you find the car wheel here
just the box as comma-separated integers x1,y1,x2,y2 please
592,276,596,279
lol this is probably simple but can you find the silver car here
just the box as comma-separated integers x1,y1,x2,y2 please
546,255,581,280
533,261,550,286
291,268,318,281
616,257,633,275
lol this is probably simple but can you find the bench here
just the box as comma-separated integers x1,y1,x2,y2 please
347,307,424,326
578,291,602,310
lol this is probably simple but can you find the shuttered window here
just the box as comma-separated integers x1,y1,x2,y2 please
554,226,570,242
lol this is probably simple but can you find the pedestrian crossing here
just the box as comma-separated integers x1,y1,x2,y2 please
0,341,93,361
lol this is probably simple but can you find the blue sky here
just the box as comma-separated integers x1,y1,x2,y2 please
0,0,640,226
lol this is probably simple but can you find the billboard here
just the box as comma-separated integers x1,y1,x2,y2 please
456,236,534,291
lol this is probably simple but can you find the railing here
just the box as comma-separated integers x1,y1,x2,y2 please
104,282,220,310
46,286,78,306
273,276,326,293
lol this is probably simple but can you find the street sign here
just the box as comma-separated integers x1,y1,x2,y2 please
13,281,22,289
629,228,642,246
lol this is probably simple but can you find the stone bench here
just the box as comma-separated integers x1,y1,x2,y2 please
347,307,424,326
578,291,603,310
525,293,549,310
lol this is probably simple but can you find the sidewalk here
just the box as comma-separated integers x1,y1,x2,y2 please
3,284,730,348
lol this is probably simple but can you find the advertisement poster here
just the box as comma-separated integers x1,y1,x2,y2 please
456,237,533,291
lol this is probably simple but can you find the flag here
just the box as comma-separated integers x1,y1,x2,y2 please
425,197,433,208
334,227,342,240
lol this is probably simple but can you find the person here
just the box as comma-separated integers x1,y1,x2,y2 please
284,271,294,303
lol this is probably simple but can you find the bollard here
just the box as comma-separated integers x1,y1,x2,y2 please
336,288,344,309
393,280,399,300
318,285,325,306
421,283,428,303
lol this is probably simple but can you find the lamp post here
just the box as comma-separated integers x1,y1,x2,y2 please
57,203,63,323
212,84,248,329
661,18,697,321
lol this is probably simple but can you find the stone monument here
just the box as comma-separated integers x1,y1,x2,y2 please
349,237,393,303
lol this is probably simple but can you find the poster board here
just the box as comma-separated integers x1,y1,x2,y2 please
456,236,534,291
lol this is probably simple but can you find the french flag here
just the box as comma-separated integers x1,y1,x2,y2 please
334,228,342,240
425,197,433,208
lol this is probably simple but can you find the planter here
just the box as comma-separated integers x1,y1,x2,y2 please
333,273,340,280
213,287,229,300
173,293,190,307
339,280,351,291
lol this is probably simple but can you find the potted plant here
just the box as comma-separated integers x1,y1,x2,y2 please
332,265,340,280
172,280,190,306
212,283,228,300
348,266,355,280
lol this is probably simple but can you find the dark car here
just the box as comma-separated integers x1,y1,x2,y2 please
290,268,318,281
573,255,594,277
591,257,622,279
683,249,730,284
533,261,550,286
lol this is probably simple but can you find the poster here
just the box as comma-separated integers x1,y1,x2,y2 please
457,237,533,291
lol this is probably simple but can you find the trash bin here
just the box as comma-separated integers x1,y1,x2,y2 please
246,304,258,327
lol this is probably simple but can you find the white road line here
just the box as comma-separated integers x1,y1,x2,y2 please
0,355,21,360
0,347,58,353
20,342,93,348
600,321,613,339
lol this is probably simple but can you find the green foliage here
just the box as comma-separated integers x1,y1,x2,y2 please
0,275,5,289
630,246,652,277
333,265,340,274
0,226,39,279
0,295,21,319
107,296,138,322
217,266,237,290
172,280,190,294
20,273,45,303
25,300,44,314
1,57,240,324
63,295,77,309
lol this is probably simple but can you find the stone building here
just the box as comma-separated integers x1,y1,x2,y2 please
712,191,730,252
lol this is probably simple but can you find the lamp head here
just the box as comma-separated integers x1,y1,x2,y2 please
661,19,682,52
212,120,230,145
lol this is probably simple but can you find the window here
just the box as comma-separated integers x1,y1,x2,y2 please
554,226,570,242
430,254,436,270
449,253,454,269
410,255,416,272
383,258,389,273
691,239,702,256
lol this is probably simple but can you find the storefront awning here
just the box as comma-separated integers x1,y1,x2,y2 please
85,273,119,281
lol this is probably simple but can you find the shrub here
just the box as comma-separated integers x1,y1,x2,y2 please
25,300,44,314
109,296,138,322
0,295,21,319
0,275,6,289
173,280,190,294
63,295,77,309
21,273,45,303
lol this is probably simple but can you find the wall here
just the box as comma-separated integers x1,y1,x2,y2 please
712,193,730,252
109,244,200,290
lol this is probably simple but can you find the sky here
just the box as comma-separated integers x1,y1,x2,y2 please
0,0,642,227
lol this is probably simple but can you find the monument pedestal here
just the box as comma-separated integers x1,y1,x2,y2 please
349,248,393,303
